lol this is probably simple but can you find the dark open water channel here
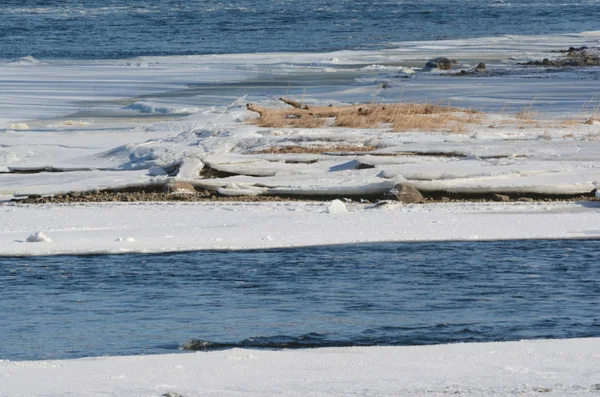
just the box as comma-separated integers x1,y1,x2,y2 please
1,240,599,361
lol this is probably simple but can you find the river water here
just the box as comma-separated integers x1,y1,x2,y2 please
1,0,599,59
1,239,599,360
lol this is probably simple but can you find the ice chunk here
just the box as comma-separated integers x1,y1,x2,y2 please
176,157,204,179
217,183,267,196
26,232,51,243
148,166,168,176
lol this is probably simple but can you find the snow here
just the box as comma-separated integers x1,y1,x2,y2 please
1,338,599,397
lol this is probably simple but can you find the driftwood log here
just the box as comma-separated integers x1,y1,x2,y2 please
247,98,310,117
278,97,309,110
246,103,268,117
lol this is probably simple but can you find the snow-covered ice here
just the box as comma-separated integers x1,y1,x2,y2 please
1,338,599,397
2,32,600,200
1,200,599,256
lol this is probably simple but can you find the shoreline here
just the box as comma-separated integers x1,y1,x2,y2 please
9,188,599,205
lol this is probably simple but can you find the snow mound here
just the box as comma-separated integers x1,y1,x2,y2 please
26,232,51,243
124,102,200,115
594,181,600,198
327,199,348,214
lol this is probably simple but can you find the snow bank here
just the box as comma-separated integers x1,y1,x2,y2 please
1,338,599,397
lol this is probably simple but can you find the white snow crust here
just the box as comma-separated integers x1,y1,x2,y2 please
1,201,599,256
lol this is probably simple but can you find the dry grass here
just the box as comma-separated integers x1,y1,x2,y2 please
515,99,539,125
515,107,538,123
561,119,582,127
256,145,378,154
247,101,482,132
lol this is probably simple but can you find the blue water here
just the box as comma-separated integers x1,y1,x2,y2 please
1,240,599,361
1,0,599,59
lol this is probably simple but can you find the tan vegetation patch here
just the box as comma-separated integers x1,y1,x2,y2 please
247,99,482,132
256,145,378,154
254,112,326,128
